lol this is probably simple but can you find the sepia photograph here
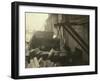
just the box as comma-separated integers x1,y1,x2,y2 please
25,13,89,68
11,2,97,79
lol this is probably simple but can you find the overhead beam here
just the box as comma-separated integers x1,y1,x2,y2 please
55,23,89,53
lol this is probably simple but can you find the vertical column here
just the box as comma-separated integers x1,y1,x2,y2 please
58,14,65,51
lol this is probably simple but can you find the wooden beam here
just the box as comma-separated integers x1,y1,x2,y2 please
55,23,89,53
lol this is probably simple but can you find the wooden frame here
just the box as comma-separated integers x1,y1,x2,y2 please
11,1,98,79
